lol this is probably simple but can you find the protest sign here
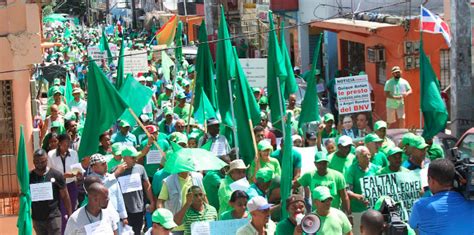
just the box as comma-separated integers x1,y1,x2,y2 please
335,75,372,114
190,218,249,235
87,44,118,61
239,58,267,88
360,171,421,215
123,49,149,75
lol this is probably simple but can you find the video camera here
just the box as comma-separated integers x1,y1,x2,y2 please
377,197,407,235
449,147,474,200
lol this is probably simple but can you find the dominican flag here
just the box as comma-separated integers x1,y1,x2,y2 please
420,6,451,47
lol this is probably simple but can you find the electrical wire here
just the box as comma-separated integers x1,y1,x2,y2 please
0,0,410,75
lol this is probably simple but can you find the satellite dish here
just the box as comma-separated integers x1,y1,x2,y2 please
301,213,321,234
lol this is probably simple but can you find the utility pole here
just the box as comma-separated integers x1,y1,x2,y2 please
131,0,137,29
204,0,218,35
450,0,474,137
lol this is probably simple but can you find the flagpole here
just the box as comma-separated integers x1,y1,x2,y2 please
127,107,165,156
275,76,287,140
186,75,196,135
228,79,239,158
419,27,423,129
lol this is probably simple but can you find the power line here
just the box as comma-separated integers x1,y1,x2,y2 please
0,1,409,75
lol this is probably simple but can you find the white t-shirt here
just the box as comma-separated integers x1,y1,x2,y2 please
64,206,118,235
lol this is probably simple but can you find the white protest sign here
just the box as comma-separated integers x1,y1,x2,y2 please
87,44,118,61
84,220,114,235
239,58,267,88
191,221,210,235
30,182,53,202
360,171,422,216
229,177,251,192
146,150,162,165
123,49,149,75
191,219,249,235
118,173,143,193
293,147,318,174
335,75,372,114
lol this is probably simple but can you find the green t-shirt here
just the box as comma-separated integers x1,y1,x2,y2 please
174,103,194,120
157,93,171,107
47,102,70,116
371,151,389,168
384,77,411,109
219,210,252,221
376,166,409,175
140,138,170,177
151,169,170,197
275,218,297,235
217,175,234,215
344,163,380,212
248,157,282,179
314,208,352,235
271,148,302,170
107,157,122,173
321,128,339,139
183,204,217,235
202,170,224,212
297,169,346,209
328,152,356,175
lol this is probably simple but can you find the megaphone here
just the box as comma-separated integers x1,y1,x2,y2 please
301,213,321,234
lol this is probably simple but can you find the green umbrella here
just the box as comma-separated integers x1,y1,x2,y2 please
164,148,228,174
43,14,67,23
16,125,32,234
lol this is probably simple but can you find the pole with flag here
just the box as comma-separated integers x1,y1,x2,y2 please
280,112,294,220
155,15,178,46
99,30,113,66
280,21,298,99
16,125,32,235
65,73,74,106
115,33,125,90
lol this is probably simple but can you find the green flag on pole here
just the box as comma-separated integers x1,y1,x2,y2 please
280,21,298,99
195,20,217,110
78,59,128,159
99,30,113,65
161,51,174,84
233,47,261,165
119,74,154,127
194,87,217,125
280,113,294,220
65,73,74,105
420,39,448,139
115,34,125,90
175,21,183,70
267,11,288,132
16,125,32,235
298,34,322,128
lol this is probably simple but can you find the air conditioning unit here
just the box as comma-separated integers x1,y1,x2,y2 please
367,47,385,63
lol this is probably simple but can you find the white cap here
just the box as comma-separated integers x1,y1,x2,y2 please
247,196,273,212
338,135,353,147
292,135,302,142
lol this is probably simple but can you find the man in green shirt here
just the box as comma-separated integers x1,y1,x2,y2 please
374,121,395,155
97,132,111,155
321,113,339,139
218,159,248,215
138,125,170,180
377,147,409,175
276,194,306,235
107,143,124,173
328,135,356,175
364,133,388,168
174,93,193,120
293,152,351,214
202,156,229,213
384,66,412,128
271,139,302,180
312,186,353,235
157,84,173,108
47,88,70,116
345,146,380,234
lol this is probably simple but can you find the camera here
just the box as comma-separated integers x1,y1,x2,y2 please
377,197,408,235
449,147,474,201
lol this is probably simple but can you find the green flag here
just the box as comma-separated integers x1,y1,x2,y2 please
216,5,237,145
119,74,154,127
298,33,322,128
195,20,217,110
420,39,448,139
99,30,113,65
233,47,261,165
266,11,288,132
175,21,183,70
161,51,174,83
115,34,125,90
194,87,217,125
280,113,294,220
16,125,32,235
64,27,72,38
65,73,74,105
78,59,128,159
280,21,297,99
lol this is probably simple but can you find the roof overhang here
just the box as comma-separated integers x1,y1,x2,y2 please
311,18,399,35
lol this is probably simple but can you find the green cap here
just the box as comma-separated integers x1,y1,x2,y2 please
410,136,428,150
164,107,174,116
312,186,332,201
252,87,261,93
176,93,186,100
54,78,61,85
260,112,268,120
187,65,195,73
401,132,416,146
165,84,173,90
182,79,190,86
119,120,130,127
152,208,177,229
364,133,383,144
257,140,273,152
374,121,387,131
314,69,321,75
259,96,268,105
51,121,62,128
52,87,63,95
323,113,334,123
169,132,188,144
121,146,140,157
256,168,274,183
188,131,200,140
314,152,329,163
387,147,403,157
64,112,77,121
111,143,124,155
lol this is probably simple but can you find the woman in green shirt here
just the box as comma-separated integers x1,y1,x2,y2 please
219,190,251,220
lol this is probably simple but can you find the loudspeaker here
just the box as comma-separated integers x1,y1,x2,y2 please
301,214,321,234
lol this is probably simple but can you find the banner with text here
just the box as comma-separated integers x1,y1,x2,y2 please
360,171,421,215
191,218,249,235
87,44,118,61
239,58,267,88
335,75,372,114
123,49,149,75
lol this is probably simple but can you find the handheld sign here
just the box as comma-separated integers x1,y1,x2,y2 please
335,75,372,114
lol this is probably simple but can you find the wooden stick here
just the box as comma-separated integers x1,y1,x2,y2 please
186,76,196,135
249,118,259,183
127,107,165,156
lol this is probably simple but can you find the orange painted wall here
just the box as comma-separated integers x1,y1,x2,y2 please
178,16,204,43
335,19,449,128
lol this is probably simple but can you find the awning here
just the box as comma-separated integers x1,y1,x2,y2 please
311,18,398,35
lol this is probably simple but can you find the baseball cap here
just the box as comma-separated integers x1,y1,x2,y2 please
293,66,300,71
89,153,107,166
119,120,131,128
410,136,429,150
145,125,158,134
227,159,248,173
52,87,63,95
314,152,329,163
292,135,302,142
401,132,416,146
182,79,190,87
338,135,353,146
374,120,387,131
256,168,274,183
257,140,273,152
145,76,153,82
206,118,219,126
121,146,140,157
111,143,124,155
391,66,401,73
252,87,261,93
176,92,186,100
247,196,273,212
259,96,269,105
312,186,333,201
137,76,146,82
260,112,268,120
306,132,317,140
323,113,334,122
54,78,61,85
165,84,173,90
187,65,195,73
169,132,188,144
72,88,82,94
152,208,178,230
387,147,403,157
164,107,174,116
364,133,383,144
286,194,305,209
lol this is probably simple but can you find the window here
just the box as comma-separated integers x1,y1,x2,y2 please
439,49,450,90
376,62,387,85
